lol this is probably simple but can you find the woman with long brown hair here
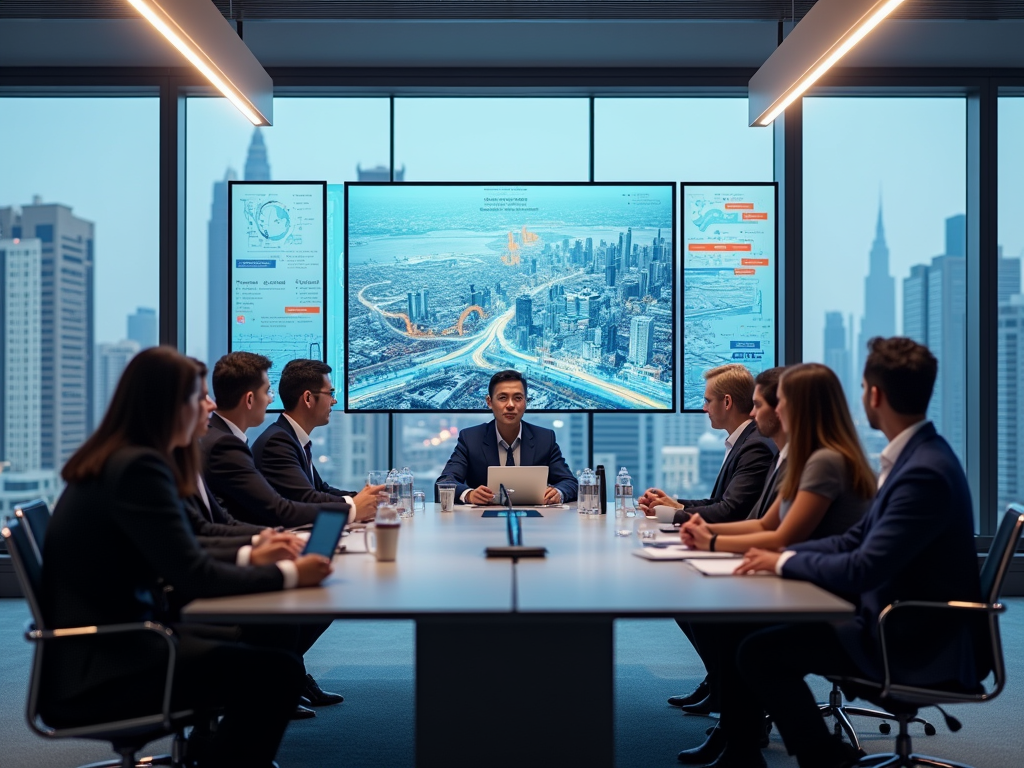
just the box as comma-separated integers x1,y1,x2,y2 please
681,363,875,554
42,346,330,768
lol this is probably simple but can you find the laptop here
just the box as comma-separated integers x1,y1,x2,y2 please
486,465,549,506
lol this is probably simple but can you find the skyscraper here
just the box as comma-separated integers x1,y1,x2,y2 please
823,312,850,395
516,296,533,329
903,264,929,345
856,200,895,379
624,227,632,268
997,295,1024,514
244,129,271,182
94,339,141,427
998,246,1021,302
206,167,236,367
628,315,655,367
1,200,95,468
127,306,157,349
0,237,42,472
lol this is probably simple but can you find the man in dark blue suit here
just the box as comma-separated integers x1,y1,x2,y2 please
708,338,985,768
437,370,577,505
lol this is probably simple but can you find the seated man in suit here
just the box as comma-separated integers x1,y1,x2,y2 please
252,358,372,521
202,351,381,529
718,337,985,768
437,369,577,505
640,363,775,525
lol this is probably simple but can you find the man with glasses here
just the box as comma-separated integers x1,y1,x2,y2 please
203,352,380,529
252,359,378,523
437,369,577,505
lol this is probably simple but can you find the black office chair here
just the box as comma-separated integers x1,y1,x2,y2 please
2,520,195,768
14,498,53,559
833,505,1024,768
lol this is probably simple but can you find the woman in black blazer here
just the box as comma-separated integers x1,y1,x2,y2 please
41,346,331,768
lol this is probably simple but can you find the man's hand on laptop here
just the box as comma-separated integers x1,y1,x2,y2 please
467,485,495,505
542,486,562,505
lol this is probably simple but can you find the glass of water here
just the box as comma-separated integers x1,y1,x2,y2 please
412,491,426,516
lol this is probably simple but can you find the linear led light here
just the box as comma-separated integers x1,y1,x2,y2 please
749,0,907,127
125,0,272,126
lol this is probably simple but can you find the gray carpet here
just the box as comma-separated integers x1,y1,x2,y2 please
2,598,1021,767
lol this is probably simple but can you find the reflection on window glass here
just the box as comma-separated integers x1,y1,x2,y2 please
802,97,967,482
594,98,773,500
0,96,159,514
394,98,590,182
997,97,1024,519
185,97,391,490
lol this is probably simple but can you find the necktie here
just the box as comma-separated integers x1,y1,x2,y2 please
303,441,314,481
506,444,516,467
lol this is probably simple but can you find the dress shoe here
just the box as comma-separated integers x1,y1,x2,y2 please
302,673,344,706
291,703,316,720
668,678,709,708
677,724,726,764
679,692,719,715
697,743,767,768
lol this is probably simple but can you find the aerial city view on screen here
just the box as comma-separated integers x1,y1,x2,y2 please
682,184,777,410
345,184,675,411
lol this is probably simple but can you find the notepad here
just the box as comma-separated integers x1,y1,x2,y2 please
632,546,741,561
686,559,775,576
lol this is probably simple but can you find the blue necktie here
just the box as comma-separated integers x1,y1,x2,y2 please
506,444,515,467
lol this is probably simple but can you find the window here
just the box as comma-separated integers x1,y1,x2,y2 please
802,97,967,477
0,95,159,513
185,96,391,490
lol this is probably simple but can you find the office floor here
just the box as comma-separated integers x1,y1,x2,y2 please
1,599,1021,768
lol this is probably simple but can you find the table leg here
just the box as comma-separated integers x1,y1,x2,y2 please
416,616,614,768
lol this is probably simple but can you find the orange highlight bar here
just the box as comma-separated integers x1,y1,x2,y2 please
734,269,756,276
285,306,321,314
725,203,754,209
688,243,752,252
741,259,770,266
743,212,768,220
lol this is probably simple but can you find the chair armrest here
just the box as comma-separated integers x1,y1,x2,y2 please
25,620,181,732
876,600,1005,700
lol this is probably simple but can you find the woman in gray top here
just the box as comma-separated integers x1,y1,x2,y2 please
682,363,875,554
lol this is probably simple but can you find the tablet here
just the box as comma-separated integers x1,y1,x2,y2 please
302,510,349,558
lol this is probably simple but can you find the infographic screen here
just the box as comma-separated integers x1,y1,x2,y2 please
344,183,676,412
681,183,777,411
228,181,327,410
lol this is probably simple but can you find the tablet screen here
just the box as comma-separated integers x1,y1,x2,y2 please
302,510,349,558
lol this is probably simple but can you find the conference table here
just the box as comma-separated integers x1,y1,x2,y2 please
183,507,854,768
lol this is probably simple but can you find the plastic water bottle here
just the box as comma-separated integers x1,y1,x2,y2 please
614,467,634,536
397,467,414,518
578,468,599,515
386,468,400,508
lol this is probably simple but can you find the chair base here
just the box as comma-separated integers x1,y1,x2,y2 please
820,683,934,750
77,755,175,768
858,753,973,768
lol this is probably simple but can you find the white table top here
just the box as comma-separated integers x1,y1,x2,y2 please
183,506,853,623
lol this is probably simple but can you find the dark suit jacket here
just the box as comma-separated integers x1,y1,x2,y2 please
251,415,352,504
745,455,787,521
437,419,578,503
783,423,984,689
201,413,352,528
677,421,776,524
181,493,258,563
41,446,285,703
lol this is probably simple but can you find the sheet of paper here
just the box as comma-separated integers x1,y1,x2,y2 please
687,559,775,576
632,546,741,562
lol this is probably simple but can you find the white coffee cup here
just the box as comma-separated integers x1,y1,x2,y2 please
365,522,400,562
653,504,680,524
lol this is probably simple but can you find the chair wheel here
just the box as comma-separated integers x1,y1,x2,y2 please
879,723,891,735
924,724,936,736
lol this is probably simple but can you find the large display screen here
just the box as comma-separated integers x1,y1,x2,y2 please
228,181,327,409
681,183,778,411
344,183,676,412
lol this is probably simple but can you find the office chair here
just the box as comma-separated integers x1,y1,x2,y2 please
2,520,195,768
834,505,1024,768
818,680,935,751
14,498,52,558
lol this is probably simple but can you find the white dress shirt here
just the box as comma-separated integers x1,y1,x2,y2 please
723,419,752,463
877,420,930,489
218,414,249,444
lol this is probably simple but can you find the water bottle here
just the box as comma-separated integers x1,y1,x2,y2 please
614,467,635,536
578,468,599,515
397,467,414,518
386,468,399,508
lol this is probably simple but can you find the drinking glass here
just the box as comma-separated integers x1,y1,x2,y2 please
367,470,387,487
412,491,426,516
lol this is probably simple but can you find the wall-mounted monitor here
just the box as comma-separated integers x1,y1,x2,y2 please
344,182,676,412
681,182,778,412
228,181,327,410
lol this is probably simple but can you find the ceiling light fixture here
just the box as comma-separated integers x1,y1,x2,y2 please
749,0,907,127
125,0,273,126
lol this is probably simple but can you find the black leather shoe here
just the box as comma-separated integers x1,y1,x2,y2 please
677,724,726,764
303,673,344,706
668,678,709,708
679,692,719,715
291,704,316,720
697,743,767,768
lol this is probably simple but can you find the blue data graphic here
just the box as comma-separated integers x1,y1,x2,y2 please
682,184,777,411
229,182,327,408
344,183,675,412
